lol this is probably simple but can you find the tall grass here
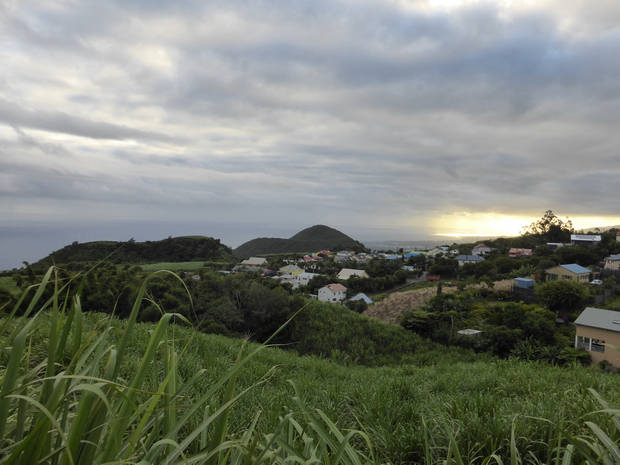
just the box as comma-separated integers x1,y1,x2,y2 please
3,267,620,464
0,267,378,464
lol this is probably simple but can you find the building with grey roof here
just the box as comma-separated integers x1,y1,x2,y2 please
575,307,620,367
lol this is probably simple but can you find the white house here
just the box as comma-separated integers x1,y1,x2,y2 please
293,272,320,289
427,246,450,256
318,283,347,303
571,234,602,246
472,244,493,256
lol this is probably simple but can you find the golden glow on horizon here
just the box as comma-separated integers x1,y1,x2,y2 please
429,213,620,238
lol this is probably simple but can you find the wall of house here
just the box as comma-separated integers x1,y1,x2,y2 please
318,289,345,303
575,326,620,367
605,260,620,271
546,267,589,283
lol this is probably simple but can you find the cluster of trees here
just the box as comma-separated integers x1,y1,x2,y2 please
32,236,235,268
6,264,306,344
400,289,579,361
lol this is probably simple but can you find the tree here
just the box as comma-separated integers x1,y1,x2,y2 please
521,210,574,243
535,280,588,315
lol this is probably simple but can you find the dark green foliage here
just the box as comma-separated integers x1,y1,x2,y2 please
510,337,592,366
556,244,601,267
401,291,561,358
521,210,574,243
33,236,235,268
290,300,453,366
233,225,366,256
364,257,402,277
536,280,588,314
344,298,368,313
0,288,13,315
198,319,232,337
427,256,458,278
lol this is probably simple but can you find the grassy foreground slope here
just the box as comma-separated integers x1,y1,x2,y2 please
5,307,620,464
3,268,620,464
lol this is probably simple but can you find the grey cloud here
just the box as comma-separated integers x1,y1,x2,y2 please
3,0,620,262
12,127,72,158
0,99,177,142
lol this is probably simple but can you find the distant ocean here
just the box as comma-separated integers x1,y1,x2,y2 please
363,235,500,252
362,240,445,252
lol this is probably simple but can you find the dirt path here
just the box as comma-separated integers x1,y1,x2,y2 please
363,279,513,325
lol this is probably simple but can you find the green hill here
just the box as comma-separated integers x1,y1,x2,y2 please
233,224,366,256
33,236,235,268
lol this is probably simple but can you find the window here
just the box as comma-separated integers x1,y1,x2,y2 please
576,336,605,353
592,339,605,353
562,275,571,280
548,274,558,281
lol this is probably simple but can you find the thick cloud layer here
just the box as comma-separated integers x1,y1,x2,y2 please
1,0,620,268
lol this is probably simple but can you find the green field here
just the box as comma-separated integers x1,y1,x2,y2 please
0,276,20,296
138,261,215,272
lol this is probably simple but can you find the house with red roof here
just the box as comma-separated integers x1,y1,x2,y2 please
509,248,532,258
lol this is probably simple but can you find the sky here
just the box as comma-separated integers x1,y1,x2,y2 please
2,0,620,270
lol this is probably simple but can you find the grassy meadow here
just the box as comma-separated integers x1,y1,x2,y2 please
138,261,211,272
0,277,20,297
3,268,620,464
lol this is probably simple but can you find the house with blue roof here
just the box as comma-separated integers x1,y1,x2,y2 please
545,263,591,283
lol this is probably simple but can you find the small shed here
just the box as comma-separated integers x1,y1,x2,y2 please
513,278,534,289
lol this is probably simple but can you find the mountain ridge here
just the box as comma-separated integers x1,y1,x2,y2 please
233,225,366,257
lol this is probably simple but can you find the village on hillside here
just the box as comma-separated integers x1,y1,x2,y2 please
223,229,620,368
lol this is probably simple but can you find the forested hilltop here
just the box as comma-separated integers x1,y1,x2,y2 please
32,236,235,268
233,224,366,256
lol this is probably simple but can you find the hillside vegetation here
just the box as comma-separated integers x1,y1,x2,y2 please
233,224,366,256
2,272,620,464
366,280,514,324
32,235,235,268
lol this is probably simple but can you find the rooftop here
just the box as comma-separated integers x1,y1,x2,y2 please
575,307,620,332
557,263,591,274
